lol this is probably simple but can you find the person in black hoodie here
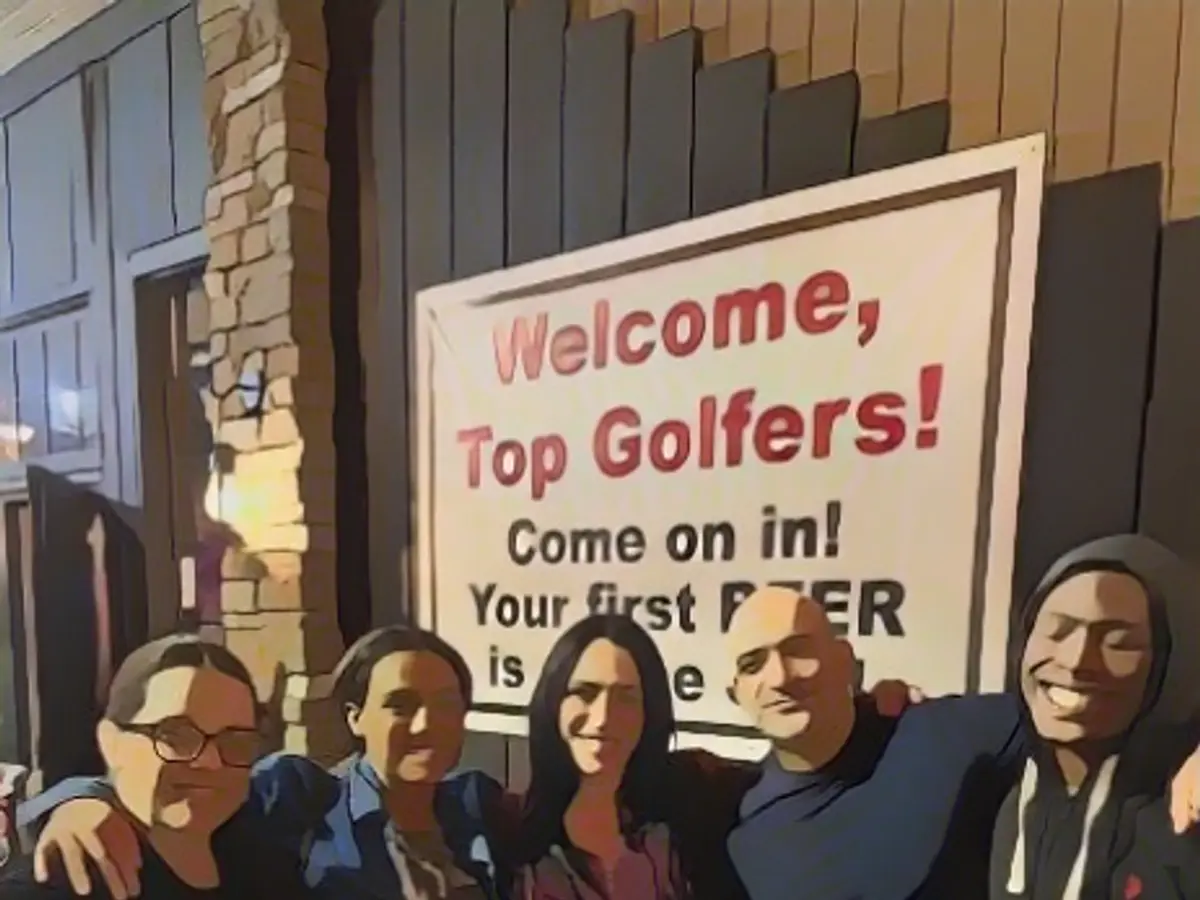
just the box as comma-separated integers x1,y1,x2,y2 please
0,633,311,900
991,534,1200,900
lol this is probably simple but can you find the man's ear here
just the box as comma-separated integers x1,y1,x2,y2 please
344,703,364,738
726,684,737,705
96,719,120,770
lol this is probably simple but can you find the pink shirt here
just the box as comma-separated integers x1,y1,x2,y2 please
517,824,687,900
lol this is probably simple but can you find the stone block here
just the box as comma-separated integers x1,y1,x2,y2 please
224,59,286,114
255,551,304,583
231,256,293,323
221,579,258,613
217,416,261,452
209,233,239,270
237,443,303,478
209,192,250,237
240,223,270,262
202,20,245,78
248,610,344,674
257,574,303,611
219,392,247,420
257,150,287,190
266,376,293,408
246,0,284,52
220,103,265,178
258,408,300,448
223,624,285,703
247,181,274,219
288,151,329,197
222,547,269,580
210,354,238,396
266,345,300,380
279,1,329,71
197,0,242,25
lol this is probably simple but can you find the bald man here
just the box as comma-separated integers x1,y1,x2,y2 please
723,587,1026,900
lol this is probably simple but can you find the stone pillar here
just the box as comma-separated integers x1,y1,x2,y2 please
196,0,349,764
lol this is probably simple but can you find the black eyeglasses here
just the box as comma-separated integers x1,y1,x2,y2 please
118,717,261,768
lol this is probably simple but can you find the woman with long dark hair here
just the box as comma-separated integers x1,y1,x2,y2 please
517,614,688,900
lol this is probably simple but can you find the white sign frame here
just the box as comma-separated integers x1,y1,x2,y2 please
416,135,1046,758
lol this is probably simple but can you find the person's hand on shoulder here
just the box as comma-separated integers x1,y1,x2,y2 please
868,679,926,717
1170,745,1200,835
33,798,142,899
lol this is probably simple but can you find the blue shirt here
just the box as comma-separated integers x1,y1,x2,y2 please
20,754,514,900
728,693,1027,900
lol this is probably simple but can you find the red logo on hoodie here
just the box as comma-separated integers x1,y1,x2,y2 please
1124,873,1143,899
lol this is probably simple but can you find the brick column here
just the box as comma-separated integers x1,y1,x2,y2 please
196,0,349,764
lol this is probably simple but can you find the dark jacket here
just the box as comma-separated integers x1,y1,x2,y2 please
0,825,312,899
20,754,515,900
726,694,1025,900
990,534,1200,900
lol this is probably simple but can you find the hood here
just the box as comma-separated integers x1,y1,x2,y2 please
1003,534,1200,899
1016,533,1200,731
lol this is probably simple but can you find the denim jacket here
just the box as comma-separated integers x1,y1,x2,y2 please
19,753,515,900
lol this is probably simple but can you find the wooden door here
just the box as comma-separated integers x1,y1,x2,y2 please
27,467,147,787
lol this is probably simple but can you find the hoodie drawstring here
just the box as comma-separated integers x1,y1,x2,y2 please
1063,755,1118,900
1005,755,1119,899
1006,758,1039,894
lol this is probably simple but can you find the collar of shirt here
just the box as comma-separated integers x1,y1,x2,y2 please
342,756,498,876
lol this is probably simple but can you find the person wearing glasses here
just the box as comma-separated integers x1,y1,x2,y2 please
0,633,310,900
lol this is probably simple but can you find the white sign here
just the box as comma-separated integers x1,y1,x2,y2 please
417,136,1046,756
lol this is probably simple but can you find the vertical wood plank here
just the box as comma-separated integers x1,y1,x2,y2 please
108,25,174,252
811,0,857,78
563,12,632,250
1139,218,1200,559
627,30,698,233
999,0,1061,159
855,0,903,117
453,0,508,278
169,10,208,234
16,327,48,459
729,0,769,57
852,101,949,174
404,0,454,292
508,0,568,265
900,0,952,107
693,51,772,215
1170,0,1200,218
1012,167,1161,601
948,0,1005,149
658,0,691,36
367,0,408,626
1112,0,1182,209
591,0,623,14
1053,0,1120,180
767,71,860,193
771,0,813,86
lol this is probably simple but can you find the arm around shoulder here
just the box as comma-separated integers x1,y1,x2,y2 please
248,752,340,835
16,779,114,832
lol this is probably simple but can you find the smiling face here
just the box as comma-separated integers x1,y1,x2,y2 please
99,665,258,835
347,650,467,785
726,587,855,745
1021,569,1155,746
557,638,644,780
